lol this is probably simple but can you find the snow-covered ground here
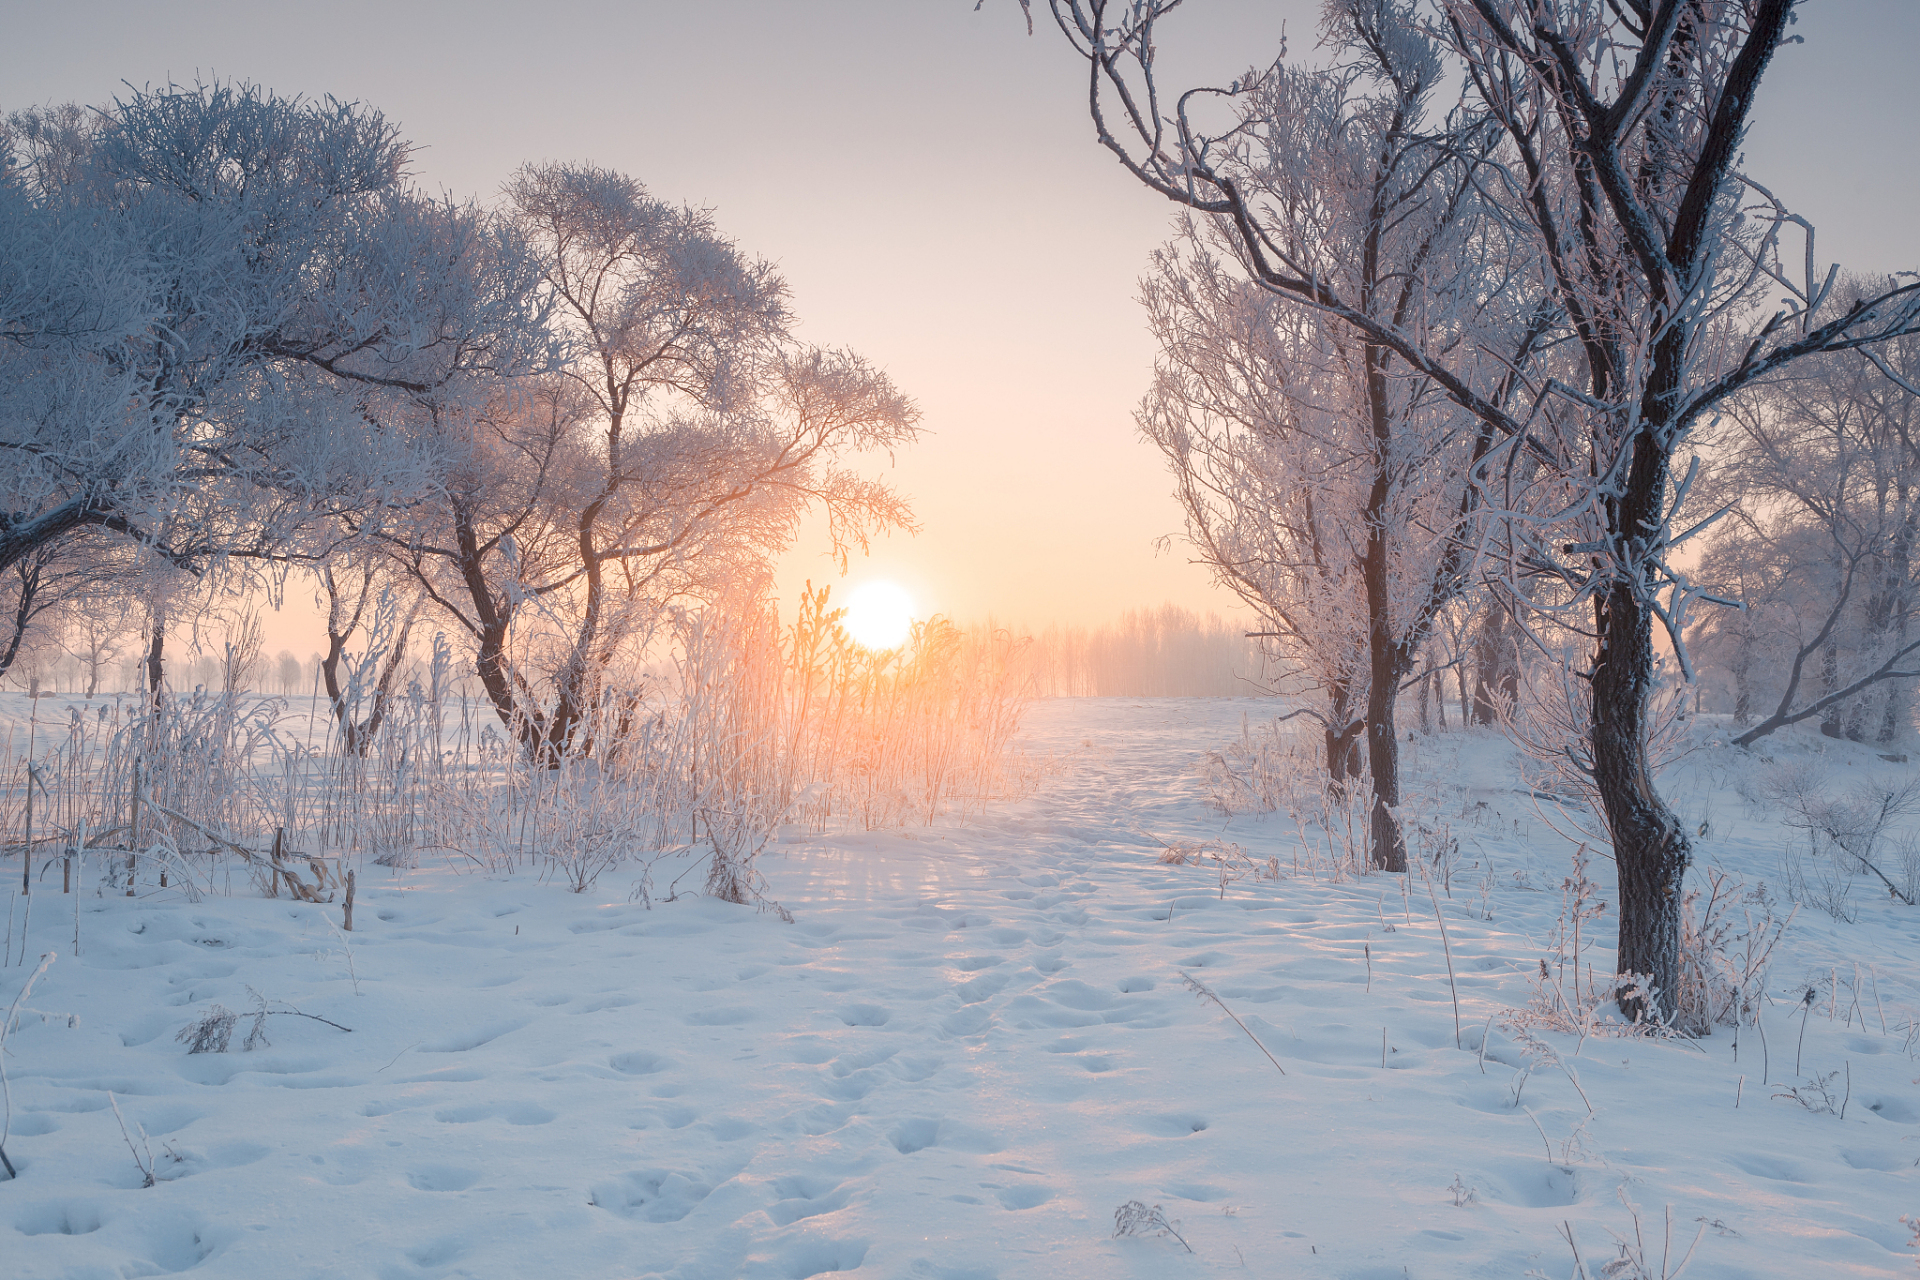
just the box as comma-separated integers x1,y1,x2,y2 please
3,697,1918,1278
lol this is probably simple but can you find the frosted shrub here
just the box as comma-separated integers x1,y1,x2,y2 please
1674,871,1793,1036
1155,837,1277,898
1761,768,1920,909
3,586,1040,911
1506,844,1628,1039
1201,714,1304,816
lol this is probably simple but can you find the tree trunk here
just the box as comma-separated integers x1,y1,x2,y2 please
1884,511,1916,744
1324,679,1363,793
1471,607,1511,724
1596,314,1701,1024
1731,629,1752,726
1361,480,1408,873
1820,632,1844,739
321,598,423,757
144,609,166,714
1363,661,1408,872
1592,576,1691,1022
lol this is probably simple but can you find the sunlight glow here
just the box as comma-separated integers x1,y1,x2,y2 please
843,580,915,650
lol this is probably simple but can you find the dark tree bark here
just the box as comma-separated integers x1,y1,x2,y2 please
1471,606,1516,725
319,569,424,758
1323,679,1364,795
143,608,166,713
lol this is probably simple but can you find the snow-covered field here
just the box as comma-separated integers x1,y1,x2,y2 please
4,698,1918,1278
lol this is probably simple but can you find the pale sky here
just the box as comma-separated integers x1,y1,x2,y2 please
4,1,1916,655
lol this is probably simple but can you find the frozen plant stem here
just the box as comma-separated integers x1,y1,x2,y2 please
1112,1200,1192,1253
1523,1107,1553,1164
1181,971,1284,1075
1796,989,1814,1077
108,1092,154,1187
1418,859,1462,1048
1,951,59,1179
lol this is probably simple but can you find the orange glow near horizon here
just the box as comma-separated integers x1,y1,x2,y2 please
843,580,915,650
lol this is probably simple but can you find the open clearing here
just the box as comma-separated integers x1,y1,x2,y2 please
4,698,1917,1278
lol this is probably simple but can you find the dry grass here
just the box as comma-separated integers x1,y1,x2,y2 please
2,587,1040,912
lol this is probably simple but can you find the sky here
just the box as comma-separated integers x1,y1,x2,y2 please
4,0,1917,655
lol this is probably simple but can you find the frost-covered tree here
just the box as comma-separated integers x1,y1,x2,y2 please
315,555,425,756
377,166,920,761
1136,6,1550,869
0,83,552,585
1693,314,1920,746
1018,0,1920,1017
275,649,304,698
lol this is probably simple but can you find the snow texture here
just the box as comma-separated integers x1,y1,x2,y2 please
3,697,1918,1277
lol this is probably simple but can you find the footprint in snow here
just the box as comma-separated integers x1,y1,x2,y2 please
432,1100,556,1125
780,1237,870,1280
766,1174,852,1225
836,1003,890,1027
13,1202,103,1237
588,1168,712,1222
994,1184,1054,1210
406,1165,482,1192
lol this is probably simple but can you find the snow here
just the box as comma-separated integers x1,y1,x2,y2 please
3,697,1918,1278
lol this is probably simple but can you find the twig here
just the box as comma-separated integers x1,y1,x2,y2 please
375,1041,422,1073
274,1008,353,1034
108,1092,155,1187
1556,1221,1594,1280
1181,971,1284,1075
1523,1106,1554,1163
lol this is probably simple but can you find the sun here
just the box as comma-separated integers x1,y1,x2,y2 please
843,580,915,650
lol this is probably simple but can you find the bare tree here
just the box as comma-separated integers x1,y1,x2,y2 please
1695,318,1920,746
62,593,140,698
0,533,130,682
275,650,303,698
1136,7,1550,868
1017,0,1920,1017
